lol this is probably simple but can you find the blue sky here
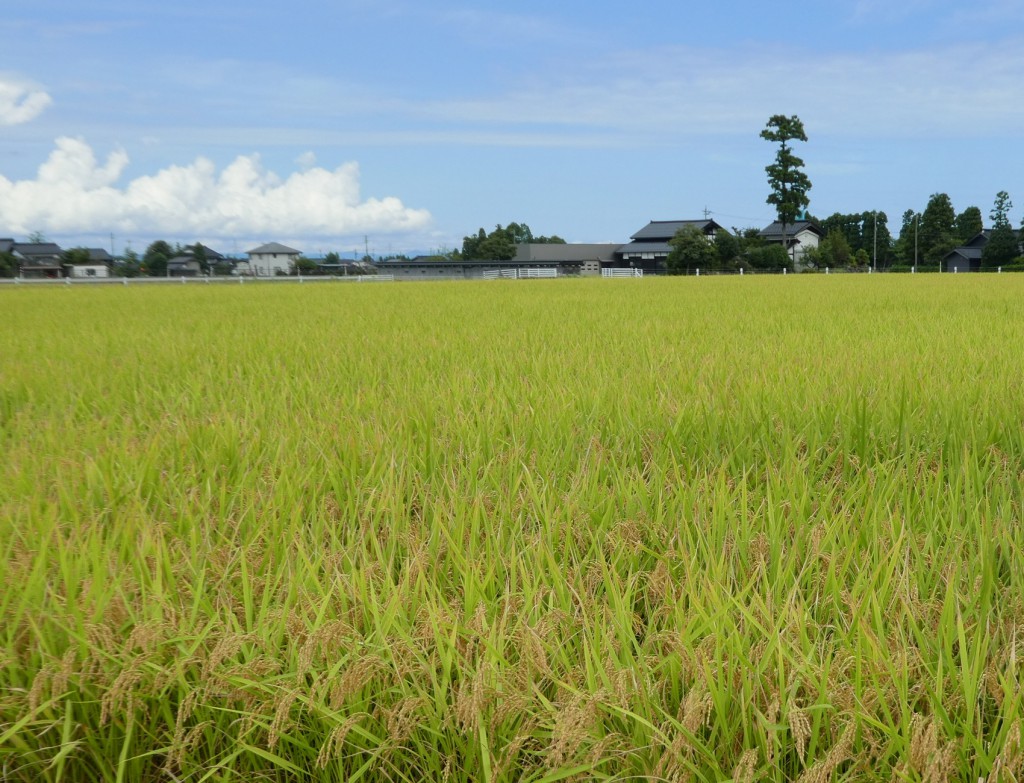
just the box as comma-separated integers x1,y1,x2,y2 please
3,0,1024,256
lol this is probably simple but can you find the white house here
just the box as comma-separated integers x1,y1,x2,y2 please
66,264,110,279
246,242,301,276
759,221,824,268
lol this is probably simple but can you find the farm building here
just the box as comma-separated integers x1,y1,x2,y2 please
610,220,724,274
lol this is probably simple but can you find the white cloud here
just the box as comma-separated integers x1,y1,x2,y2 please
0,137,432,239
0,75,52,125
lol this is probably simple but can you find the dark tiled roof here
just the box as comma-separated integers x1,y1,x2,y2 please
943,246,983,261
14,242,63,257
630,220,722,241
759,221,823,239
617,241,672,255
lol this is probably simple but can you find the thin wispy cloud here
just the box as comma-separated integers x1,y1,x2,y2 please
0,137,431,240
412,38,1024,140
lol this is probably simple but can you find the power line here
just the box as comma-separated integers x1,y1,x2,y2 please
707,209,774,224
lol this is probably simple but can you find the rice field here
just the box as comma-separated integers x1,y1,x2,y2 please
2,276,1023,782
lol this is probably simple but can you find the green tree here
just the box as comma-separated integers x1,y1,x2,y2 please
292,256,319,275
462,223,565,259
761,114,812,265
117,248,142,278
819,230,853,268
954,206,983,242
745,244,789,270
919,193,957,264
188,243,209,274
666,226,717,274
860,211,892,267
61,247,93,266
463,225,516,260
893,209,923,266
143,240,172,276
983,191,1018,269
714,230,740,268
27,230,46,244
0,250,16,278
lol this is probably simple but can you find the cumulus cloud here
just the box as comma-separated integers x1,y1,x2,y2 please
0,137,432,238
0,75,52,125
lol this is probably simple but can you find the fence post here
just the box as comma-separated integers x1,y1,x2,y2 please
783,268,787,276
696,268,700,277
825,267,829,275
999,266,1002,273
739,268,744,276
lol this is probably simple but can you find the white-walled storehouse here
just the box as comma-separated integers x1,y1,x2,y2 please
245,242,301,276
759,221,824,269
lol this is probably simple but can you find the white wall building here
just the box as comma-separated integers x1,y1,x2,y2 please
245,242,301,276
759,221,824,269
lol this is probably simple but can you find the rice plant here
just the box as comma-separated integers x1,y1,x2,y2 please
2,276,1023,781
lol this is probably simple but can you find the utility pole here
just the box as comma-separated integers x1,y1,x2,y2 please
364,235,369,261
872,213,877,271
914,214,919,271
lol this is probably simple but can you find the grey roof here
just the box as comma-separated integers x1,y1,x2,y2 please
0,238,14,254
943,246,983,261
86,248,113,262
247,242,301,256
617,241,672,255
759,221,823,239
14,242,63,258
962,230,991,249
513,243,620,263
630,220,722,241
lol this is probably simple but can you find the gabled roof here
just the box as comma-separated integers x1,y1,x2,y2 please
759,221,824,239
943,246,983,261
188,243,225,260
86,248,113,262
630,220,723,241
247,242,301,256
14,242,63,258
962,230,991,249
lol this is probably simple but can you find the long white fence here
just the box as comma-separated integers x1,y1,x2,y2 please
0,274,394,286
482,268,558,280
602,268,643,278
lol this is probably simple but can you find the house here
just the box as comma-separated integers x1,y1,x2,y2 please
246,242,301,276
939,230,1023,273
942,231,989,273
166,256,203,277
513,243,620,276
612,220,724,274
759,221,824,268
64,248,112,278
10,241,64,278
